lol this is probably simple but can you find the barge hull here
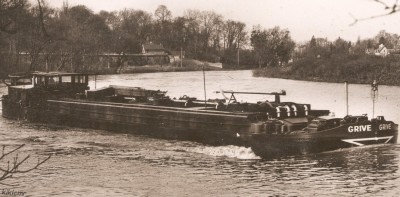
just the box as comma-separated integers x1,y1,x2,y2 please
26,99,397,158
34,99,254,146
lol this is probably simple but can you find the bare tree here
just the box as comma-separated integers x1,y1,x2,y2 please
154,5,171,23
199,11,222,53
223,20,246,50
0,144,51,186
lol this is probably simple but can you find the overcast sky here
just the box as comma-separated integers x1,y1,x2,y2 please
46,0,400,42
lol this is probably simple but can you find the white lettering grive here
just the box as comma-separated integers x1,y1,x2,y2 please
379,124,392,130
348,125,372,133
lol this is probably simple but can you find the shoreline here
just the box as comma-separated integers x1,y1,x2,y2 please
253,55,400,87
252,69,399,87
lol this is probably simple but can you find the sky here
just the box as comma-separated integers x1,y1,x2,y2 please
44,0,400,42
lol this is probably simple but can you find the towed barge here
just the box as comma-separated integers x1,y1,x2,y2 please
1,72,398,157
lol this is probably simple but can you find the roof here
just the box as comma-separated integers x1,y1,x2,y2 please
8,74,32,79
32,72,92,77
9,85,34,89
143,44,165,51
376,44,387,53
316,116,341,120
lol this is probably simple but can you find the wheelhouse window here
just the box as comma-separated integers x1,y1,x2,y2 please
62,76,72,83
32,73,89,88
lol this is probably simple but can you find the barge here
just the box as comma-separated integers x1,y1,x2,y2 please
1,72,398,157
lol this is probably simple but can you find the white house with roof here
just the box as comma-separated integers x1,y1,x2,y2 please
141,43,168,55
374,44,389,57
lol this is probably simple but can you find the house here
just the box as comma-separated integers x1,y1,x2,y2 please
141,43,167,55
374,44,389,57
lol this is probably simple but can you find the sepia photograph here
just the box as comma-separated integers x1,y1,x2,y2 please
1,0,400,196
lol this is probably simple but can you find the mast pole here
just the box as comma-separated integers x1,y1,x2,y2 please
345,81,349,116
45,58,49,73
371,80,378,118
237,42,240,67
180,46,183,68
203,65,207,109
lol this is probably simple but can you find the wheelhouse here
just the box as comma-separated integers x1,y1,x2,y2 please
32,72,89,88
8,74,32,86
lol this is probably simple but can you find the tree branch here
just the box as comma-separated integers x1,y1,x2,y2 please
372,0,391,9
0,144,25,161
350,0,400,25
0,144,51,184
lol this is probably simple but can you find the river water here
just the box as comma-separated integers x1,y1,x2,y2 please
1,70,400,196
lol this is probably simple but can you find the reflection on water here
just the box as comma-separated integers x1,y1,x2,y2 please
1,70,400,196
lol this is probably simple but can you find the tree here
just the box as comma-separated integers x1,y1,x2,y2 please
0,144,50,186
198,11,222,56
154,5,172,46
310,35,316,48
18,0,54,71
331,37,350,54
373,30,399,49
37,5,107,72
223,20,246,50
118,9,153,53
154,5,171,23
251,26,295,67
250,25,268,68
276,31,295,65
379,36,386,45
221,20,247,66
0,0,28,34
98,10,119,31
184,9,201,58
169,16,188,51
352,38,374,55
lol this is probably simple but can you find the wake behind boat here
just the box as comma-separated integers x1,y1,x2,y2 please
1,72,398,158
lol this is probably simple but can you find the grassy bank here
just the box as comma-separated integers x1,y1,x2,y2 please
253,55,400,86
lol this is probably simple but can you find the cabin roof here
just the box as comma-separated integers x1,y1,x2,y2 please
8,72,32,78
9,84,34,89
143,44,165,51
317,116,341,120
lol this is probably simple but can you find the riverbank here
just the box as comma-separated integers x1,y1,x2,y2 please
118,59,221,74
253,55,400,86
0,59,222,79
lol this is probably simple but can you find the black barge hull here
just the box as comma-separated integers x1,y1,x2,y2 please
22,99,397,158
2,71,397,158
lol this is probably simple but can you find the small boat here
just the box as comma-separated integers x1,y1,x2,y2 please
1,72,398,158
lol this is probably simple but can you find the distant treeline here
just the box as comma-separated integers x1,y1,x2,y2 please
254,54,400,86
254,31,400,85
0,0,297,78
2,1,400,85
